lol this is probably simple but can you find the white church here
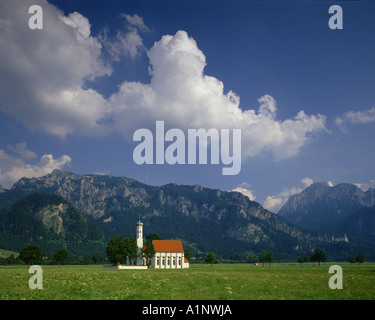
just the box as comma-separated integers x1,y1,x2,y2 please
106,218,189,269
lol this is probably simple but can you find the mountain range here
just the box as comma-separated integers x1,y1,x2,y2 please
0,170,374,260
278,182,375,236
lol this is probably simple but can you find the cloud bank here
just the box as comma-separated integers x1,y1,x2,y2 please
0,1,327,164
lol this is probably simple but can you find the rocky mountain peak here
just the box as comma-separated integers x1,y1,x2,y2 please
278,182,375,231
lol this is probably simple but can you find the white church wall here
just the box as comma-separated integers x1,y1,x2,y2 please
151,252,185,269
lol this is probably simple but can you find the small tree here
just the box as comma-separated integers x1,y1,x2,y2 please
310,249,326,266
297,256,309,266
347,256,356,265
266,252,274,266
124,237,138,264
184,248,192,262
146,233,162,241
258,250,267,266
356,254,365,265
106,235,128,265
205,252,216,267
143,240,156,267
248,253,256,264
53,249,68,266
19,244,43,266
258,250,273,267
297,257,304,266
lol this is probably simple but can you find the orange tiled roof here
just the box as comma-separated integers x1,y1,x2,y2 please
184,257,189,263
153,240,184,253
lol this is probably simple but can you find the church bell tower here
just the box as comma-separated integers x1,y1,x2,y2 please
136,216,143,248
136,216,143,265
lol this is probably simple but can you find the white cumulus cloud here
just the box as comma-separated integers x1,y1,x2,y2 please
0,0,111,138
0,2,327,163
0,146,71,189
232,183,256,201
109,30,327,161
301,177,314,188
263,196,284,213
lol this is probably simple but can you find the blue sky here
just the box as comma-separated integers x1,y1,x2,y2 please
0,0,374,212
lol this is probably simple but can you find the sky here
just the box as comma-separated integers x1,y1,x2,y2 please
0,0,375,213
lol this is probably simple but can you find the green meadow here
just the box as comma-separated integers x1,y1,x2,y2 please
0,263,374,300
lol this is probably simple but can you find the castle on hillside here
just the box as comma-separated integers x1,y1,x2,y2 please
331,234,349,243
133,218,189,269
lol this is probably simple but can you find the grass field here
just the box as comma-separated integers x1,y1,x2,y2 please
1,263,374,300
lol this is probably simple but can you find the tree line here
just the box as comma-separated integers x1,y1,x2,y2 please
297,250,366,266
0,244,107,266
1,243,367,267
